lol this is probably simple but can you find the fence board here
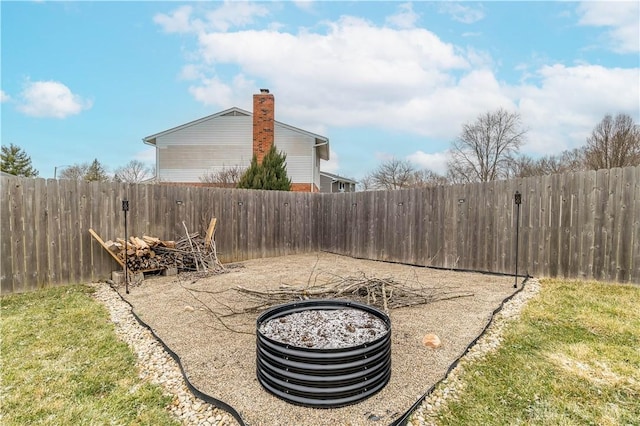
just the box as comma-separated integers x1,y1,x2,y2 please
579,170,596,279
632,166,640,284
558,173,572,278
605,169,622,282
1,179,15,293
617,168,634,282
10,179,27,292
23,179,38,286
34,179,49,288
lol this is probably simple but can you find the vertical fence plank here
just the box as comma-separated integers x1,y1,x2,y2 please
605,168,623,281
34,179,49,288
568,172,582,279
77,181,91,284
579,170,596,280
616,168,634,282
631,166,640,284
22,179,38,287
47,179,63,285
1,178,16,293
558,172,572,278
592,169,609,281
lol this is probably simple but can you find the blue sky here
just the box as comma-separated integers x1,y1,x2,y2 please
2,1,639,180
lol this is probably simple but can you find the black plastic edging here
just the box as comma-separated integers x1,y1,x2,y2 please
112,290,248,426
389,275,532,426
320,249,530,279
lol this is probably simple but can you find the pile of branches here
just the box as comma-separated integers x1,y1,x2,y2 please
153,222,224,273
105,223,224,274
234,272,474,313
150,237,222,272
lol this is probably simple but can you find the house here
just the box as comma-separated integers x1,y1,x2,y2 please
319,171,357,193
143,90,330,192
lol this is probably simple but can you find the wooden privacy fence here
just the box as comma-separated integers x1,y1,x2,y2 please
1,165,638,293
1,179,321,294
320,166,639,284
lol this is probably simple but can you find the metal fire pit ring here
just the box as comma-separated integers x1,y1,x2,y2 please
256,299,392,408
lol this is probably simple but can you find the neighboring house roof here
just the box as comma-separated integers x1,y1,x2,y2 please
1,171,16,177
142,107,330,160
320,171,357,184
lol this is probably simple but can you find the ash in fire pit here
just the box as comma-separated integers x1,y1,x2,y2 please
259,308,388,349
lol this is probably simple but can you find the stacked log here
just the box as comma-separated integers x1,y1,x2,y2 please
103,232,223,273
103,236,177,271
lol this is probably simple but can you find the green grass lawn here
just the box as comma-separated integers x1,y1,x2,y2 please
430,279,640,426
0,285,179,426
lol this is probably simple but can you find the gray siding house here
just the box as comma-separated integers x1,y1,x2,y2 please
143,90,330,192
319,171,357,193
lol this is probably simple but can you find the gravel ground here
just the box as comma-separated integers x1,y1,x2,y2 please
92,282,237,426
107,252,524,426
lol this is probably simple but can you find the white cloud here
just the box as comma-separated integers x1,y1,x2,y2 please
188,74,255,108
293,1,315,13
407,151,450,175
154,5,195,34
385,3,419,29
0,90,10,103
514,64,640,153
154,1,269,34
179,64,205,81
190,14,470,136
577,1,640,53
320,149,340,174
204,1,269,32
17,80,92,118
439,2,485,24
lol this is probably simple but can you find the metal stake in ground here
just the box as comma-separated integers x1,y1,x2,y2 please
514,191,521,288
122,199,130,294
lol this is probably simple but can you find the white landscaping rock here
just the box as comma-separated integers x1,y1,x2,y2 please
91,283,238,426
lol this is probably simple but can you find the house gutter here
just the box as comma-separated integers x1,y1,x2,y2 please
312,141,329,192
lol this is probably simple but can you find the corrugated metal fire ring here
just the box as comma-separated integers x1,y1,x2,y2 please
256,299,392,408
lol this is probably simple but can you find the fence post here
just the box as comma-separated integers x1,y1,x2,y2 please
122,199,129,294
514,191,521,288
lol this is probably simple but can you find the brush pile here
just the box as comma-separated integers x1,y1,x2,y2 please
235,272,474,313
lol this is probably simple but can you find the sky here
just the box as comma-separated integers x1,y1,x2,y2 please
1,1,639,180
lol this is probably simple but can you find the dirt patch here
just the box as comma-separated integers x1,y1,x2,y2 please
121,252,517,426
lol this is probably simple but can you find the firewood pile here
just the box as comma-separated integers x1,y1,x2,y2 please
103,235,175,271
90,218,224,274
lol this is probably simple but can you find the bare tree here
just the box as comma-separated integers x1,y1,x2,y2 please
358,174,376,191
411,169,448,187
58,163,90,180
448,108,526,183
361,158,445,190
114,160,154,183
584,113,640,170
512,148,586,178
58,159,110,181
363,158,415,190
200,165,247,187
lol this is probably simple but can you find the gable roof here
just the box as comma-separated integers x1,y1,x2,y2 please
143,107,330,160
320,171,357,184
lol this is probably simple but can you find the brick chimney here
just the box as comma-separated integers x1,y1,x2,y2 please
253,89,275,163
